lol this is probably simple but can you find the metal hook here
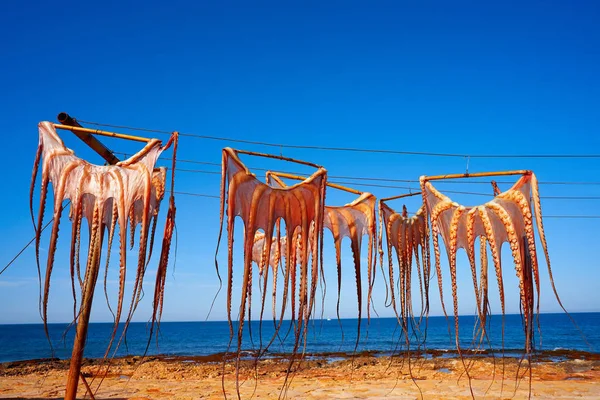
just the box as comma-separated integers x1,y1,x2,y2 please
465,156,470,175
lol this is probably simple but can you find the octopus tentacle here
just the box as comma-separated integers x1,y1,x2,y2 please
366,231,375,321
431,221,448,318
486,201,531,350
272,221,281,326
478,205,506,368
34,173,50,318
430,198,454,319
441,205,475,397
387,219,400,319
42,158,80,347
103,201,119,322
334,234,344,340
479,237,490,335
294,189,309,341
378,202,389,305
478,207,505,315
146,197,175,354
497,188,540,319
290,231,298,324
106,174,128,359
125,165,153,324
447,206,465,340
209,149,228,321
278,196,293,330
531,173,566,314
350,230,362,354
257,231,273,353
129,204,136,250
257,194,277,354
29,138,43,231
420,217,431,318
69,198,83,322
317,177,327,322
226,197,236,338
411,222,424,325
75,210,84,289
145,212,159,266
465,208,484,333
42,202,63,352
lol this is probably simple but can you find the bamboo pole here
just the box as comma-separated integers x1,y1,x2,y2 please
268,171,363,195
322,181,362,195
422,170,529,182
53,124,152,143
235,149,322,169
380,192,421,202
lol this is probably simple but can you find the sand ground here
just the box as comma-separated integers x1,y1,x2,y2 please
1,353,599,399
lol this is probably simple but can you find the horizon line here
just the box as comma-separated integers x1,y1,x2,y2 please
2,310,598,326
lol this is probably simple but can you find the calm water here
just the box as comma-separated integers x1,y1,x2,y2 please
0,313,598,363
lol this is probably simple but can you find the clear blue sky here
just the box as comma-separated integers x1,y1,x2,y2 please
1,1,599,324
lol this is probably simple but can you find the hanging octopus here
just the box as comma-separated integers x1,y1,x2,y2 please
215,148,327,397
30,121,177,399
252,229,308,331
378,201,431,340
266,171,378,350
252,231,286,276
420,170,566,381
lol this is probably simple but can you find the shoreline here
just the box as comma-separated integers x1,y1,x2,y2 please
2,347,599,367
1,350,599,399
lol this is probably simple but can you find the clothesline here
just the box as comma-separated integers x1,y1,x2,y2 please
106,150,600,187
80,119,600,159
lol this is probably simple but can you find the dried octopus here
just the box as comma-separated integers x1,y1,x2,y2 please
30,121,178,399
267,171,378,348
215,148,327,397
377,199,430,397
251,230,306,332
420,171,568,395
322,192,377,340
378,201,431,341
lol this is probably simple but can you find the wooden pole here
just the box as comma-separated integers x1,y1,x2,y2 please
268,171,363,195
491,181,501,196
64,227,102,399
57,113,121,165
79,372,96,400
235,149,322,169
421,170,529,182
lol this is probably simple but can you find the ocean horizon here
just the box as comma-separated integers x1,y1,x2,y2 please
1,312,598,363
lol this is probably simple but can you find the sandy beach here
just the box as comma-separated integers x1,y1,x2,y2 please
1,352,599,399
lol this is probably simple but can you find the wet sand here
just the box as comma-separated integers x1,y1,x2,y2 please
1,352,599,399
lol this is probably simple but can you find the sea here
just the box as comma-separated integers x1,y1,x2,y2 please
1,313,598,363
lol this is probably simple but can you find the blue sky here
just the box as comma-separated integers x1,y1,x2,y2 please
1,1,599,324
